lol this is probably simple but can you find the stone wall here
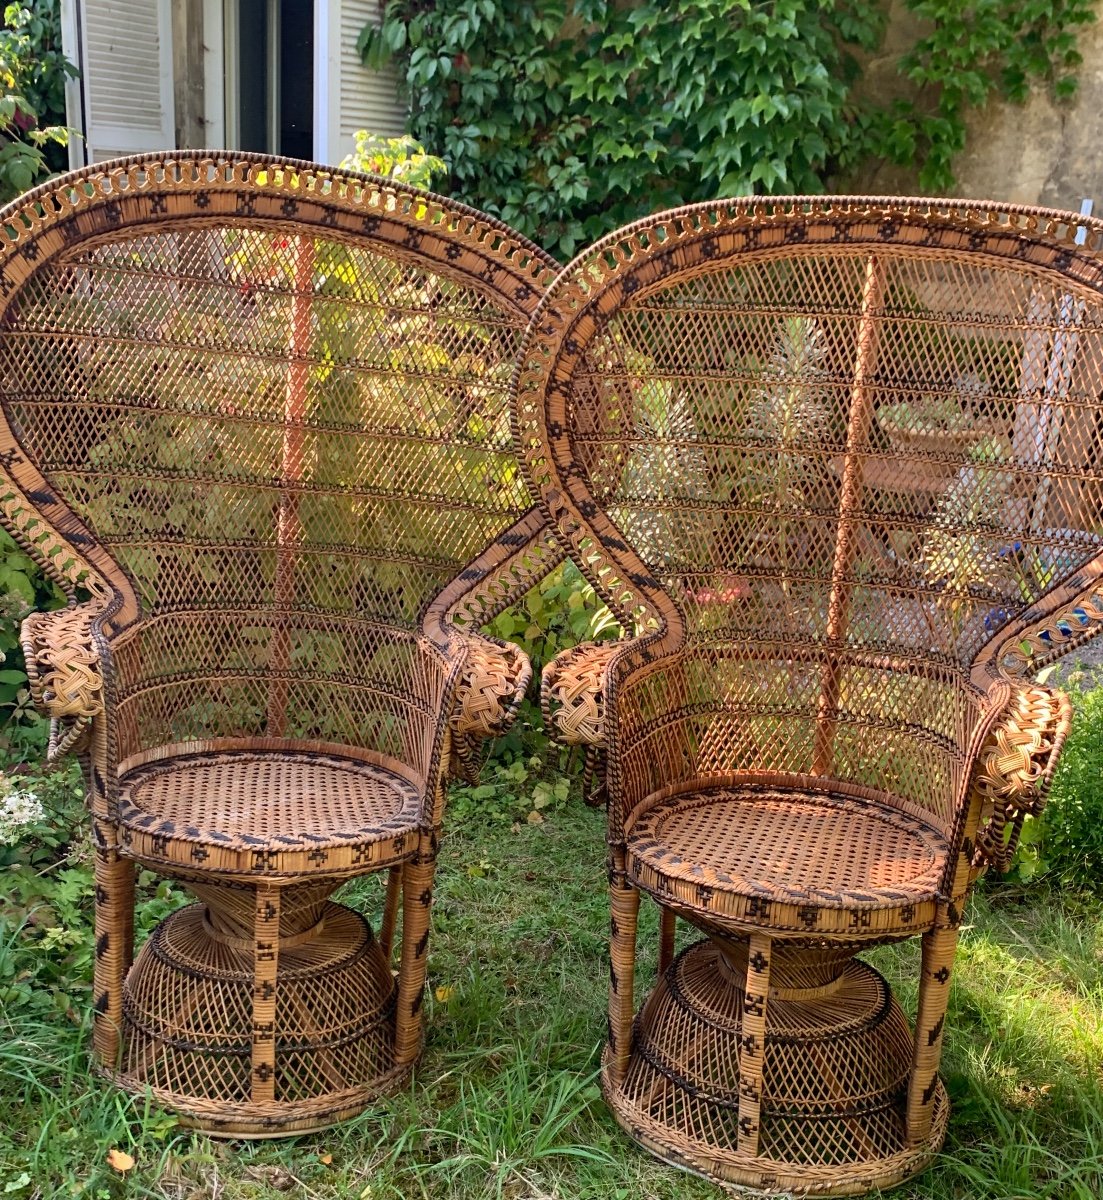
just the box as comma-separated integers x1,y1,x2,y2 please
855,4,1103,212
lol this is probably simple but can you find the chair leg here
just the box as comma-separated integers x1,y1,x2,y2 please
91,834,135,1069
582,747,607,807
378,865,402,965
608,851,641,1087
906,924,959,1145
657,906,676,975
394,829,438,1067
736,932,772,1157
251,886,281,1105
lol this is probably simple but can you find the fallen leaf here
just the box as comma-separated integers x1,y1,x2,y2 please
244,1165,295,1191
434,984,456,1003
318,1152,333,1165
106,1148,135,1173
526,809,544,824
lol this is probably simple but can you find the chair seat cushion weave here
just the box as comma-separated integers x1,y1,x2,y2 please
117,743,422,876
625,778,948,935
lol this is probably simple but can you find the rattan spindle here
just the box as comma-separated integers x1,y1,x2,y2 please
516,197,1095,1194
0,151,563,1136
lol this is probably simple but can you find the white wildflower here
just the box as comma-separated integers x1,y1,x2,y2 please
0,774,45,846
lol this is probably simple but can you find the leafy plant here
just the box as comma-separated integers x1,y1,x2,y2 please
0,1,77,202
485,559,619,682
918,442,1016,641
340,130,446,189
745,315,832,595
363,1,1094,260
1009,678,1103,893
0,527,64,753
447,751,573,825
364,0,885,258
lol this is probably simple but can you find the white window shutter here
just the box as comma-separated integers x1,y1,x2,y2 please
60,0,176,167
315,0,407,166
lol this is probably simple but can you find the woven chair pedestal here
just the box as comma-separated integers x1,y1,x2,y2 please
603,938,948,1197
114,892,405,1138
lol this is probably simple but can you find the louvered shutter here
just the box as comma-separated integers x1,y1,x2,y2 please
60,0,176,166
316,0,406,165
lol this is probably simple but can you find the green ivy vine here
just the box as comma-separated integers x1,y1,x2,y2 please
363,0,1096,259
885,0,1094,190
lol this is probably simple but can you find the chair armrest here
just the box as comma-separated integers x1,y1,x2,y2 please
450,633,532,740
541,641,623,748
971,683,1072,874
444,633,532,784
20,603,106,759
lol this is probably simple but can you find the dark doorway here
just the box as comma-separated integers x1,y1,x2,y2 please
233,0,314,158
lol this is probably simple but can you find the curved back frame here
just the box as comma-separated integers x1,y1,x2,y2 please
515,197,1103,831
0,152,562,775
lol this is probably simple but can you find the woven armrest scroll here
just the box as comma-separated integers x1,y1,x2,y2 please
448,636,532,783
541,642,622,748
20,605,104,759
971,684,1072,874
451,636,532,739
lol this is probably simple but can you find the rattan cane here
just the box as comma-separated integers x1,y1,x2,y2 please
514,196,1097,1193
0,151,561,1135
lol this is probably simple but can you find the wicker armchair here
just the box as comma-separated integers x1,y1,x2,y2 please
0,153,561,1136
514,197,1099,1194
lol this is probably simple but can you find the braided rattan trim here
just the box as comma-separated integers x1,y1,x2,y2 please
451,634,533,739
541,641,622,747
20,602,107,757
972,684,1072,872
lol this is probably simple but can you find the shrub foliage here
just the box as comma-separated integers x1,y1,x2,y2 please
364,0,1095,259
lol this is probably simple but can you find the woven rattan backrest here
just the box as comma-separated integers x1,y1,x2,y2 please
515,199,1103,828
0,153,560,768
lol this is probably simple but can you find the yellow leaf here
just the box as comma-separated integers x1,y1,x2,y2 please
434,985,455,1003
106,1149,135,1172
526,809,545,824
318,1152,333,1165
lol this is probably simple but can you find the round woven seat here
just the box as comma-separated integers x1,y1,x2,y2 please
118,746,422,876
625,781,949,935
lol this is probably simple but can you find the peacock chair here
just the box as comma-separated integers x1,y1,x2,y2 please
515,197,1102,1194
0,152,562,1136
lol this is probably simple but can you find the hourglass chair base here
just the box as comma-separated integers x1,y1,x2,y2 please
603,938,949,1197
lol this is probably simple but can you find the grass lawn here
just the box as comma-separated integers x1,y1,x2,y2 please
1,792,1102,1200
